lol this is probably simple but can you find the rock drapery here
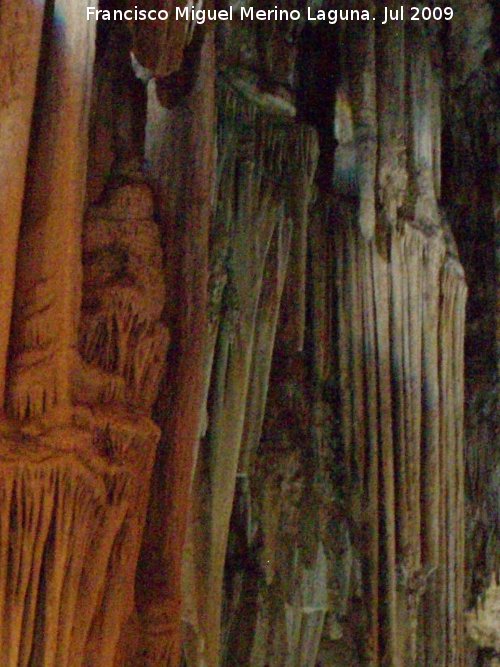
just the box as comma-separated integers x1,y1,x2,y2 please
0,2,169,663
334,210,467,665
0,1,497,666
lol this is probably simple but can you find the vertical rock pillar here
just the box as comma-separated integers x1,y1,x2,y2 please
334,208,467,666
7,0,96,421
134,26,215,667
183,73,318,667
0,0,46,409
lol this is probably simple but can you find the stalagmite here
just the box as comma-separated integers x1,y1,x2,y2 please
285,544,329,667
79,181,169,409
467,575,500,654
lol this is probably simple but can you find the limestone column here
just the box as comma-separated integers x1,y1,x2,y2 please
346,0,377,240
0,0,46,409
0,4,171,665
407,23,439,225
134,26,215,667
334,206,467,665
376,0,407,226
184,74,318,667
7,0,97,421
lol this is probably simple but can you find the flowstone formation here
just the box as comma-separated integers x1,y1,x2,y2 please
79,179,168,410
0,0,497,666
181,67,319,667
195,9,469,667
0,170,168,666
0,2,169,662
333,208,467,666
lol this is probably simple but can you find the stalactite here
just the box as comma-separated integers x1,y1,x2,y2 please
308,197,334,383
420,236,446,666
334,203,381,662
129,0,195,80
0,383,164,665
223,189,340,665
334,207,467,666
183,72,318,667
439,257,467,667
0,426,160,667
376,0,407,228
75,167,169,665
308,197,359,658
390,227,426,662
345,1,377,240
238,282,336,667
0,5,168,660
407,23,440,226
238,217,293,476
278,126,320,352
246,383,314,667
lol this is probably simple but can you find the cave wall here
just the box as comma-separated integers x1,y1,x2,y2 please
0,1,497,666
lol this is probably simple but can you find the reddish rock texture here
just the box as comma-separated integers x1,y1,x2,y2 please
0,1,497,666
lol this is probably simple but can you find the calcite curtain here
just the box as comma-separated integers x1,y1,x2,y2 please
0,0,496,666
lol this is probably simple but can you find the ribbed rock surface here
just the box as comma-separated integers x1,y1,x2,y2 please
0,1,496,666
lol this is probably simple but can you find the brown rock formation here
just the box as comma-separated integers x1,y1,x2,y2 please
0,1,497,666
